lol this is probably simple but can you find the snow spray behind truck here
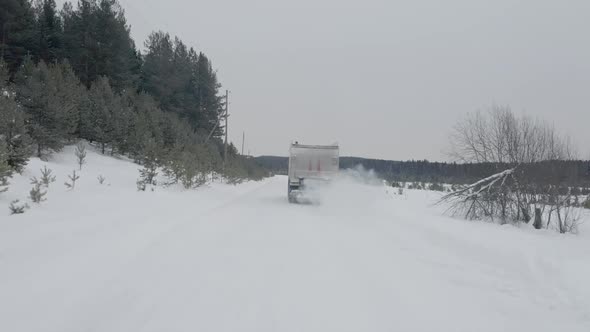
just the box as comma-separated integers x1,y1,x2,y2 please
287,142,339,203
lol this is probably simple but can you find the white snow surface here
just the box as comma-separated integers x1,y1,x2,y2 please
1,146,590,332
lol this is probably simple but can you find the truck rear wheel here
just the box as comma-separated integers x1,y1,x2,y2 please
287,181,294,203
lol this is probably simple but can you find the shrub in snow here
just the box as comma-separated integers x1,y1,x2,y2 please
224,167,246,185
29,183,47,203
64,170,80,190
181,167,208,189
583,198,590,210
408,182,423,190
223,156,251,186
30,166,56,188
179,153,208,189
97,175,106,185
9,199,29,214
136,180,146,191
137,165,157,191
398,187,404,195
75,141,87,170
428,183,444,192
162,145,212,189
137,164,158,191
438,169,582,233
162,155,183,186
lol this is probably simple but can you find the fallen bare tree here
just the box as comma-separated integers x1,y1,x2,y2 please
439,168,515,222
441,105,581,233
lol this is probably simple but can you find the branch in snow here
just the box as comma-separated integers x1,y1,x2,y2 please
440,168,515,201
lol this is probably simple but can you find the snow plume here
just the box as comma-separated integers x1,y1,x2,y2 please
339,164,384,186
309,165,388,212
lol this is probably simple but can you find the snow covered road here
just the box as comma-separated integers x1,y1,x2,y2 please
1,150,590,332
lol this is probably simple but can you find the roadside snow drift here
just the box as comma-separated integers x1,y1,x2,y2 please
1,147,589,332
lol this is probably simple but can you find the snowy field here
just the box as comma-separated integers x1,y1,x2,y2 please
1,147,590,332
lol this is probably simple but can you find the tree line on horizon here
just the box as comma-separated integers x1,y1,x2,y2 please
255,156,590,189
0,0,265,194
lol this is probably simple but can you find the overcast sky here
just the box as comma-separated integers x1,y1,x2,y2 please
59,0,590,160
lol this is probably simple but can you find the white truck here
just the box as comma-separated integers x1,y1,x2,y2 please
287,142,339,203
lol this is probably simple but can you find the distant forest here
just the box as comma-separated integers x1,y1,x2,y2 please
255,156,590,187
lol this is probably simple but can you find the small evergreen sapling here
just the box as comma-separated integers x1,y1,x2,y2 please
136,179,146,191
136,139,159,191
223,156,248,185
65,170,80,190
9,199,29,214
29,183,47,203
75,141,87,170
97,175,106,184
137,152,158,190
179,152,208,189
30,166,56,187
162,144,213,189
137,165,157,191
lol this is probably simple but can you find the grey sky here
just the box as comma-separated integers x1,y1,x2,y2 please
60,0,590,160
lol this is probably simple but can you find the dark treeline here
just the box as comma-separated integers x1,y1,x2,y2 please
0,0,265,188
255,156,590,188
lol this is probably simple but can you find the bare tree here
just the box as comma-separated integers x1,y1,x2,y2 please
442,105,579,232
450,105,575,164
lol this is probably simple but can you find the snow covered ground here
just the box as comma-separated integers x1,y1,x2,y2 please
1,147,590,332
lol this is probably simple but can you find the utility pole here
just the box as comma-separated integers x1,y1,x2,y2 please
223,90,229,169
241,131,245,155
